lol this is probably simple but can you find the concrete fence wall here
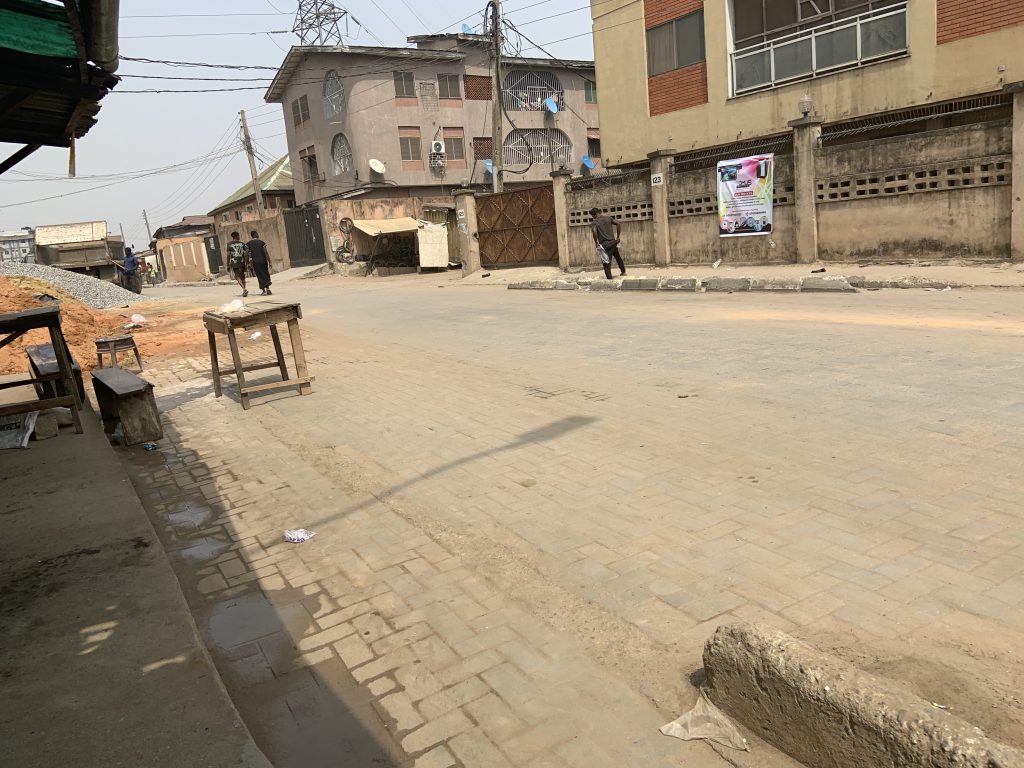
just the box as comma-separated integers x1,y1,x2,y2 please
667,156,796,265
815,122,1013,262
565,171,654,268
211,215,289,273
546,91,1024,267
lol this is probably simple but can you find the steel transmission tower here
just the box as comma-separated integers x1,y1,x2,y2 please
293,0,350,46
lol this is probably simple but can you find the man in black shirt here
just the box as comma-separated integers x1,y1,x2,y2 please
589,207,626,279
247,230,273,295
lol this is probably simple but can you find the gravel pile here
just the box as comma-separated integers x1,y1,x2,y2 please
0,262,153,309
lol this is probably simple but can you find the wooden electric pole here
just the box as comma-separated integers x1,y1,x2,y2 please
142,209,152,241
490,0,504,193
239,110,267,218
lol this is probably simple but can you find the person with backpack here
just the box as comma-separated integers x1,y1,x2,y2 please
227,231,249,297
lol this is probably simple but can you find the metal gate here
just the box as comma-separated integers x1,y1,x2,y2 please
283,207,327,267
475,185,557,266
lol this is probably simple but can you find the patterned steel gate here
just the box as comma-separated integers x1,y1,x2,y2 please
476,185,557,266
283,207,327,267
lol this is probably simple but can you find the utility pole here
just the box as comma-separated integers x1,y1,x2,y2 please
119,222,126,246
142,209,152,242
490,0,504,193
239,110,267,219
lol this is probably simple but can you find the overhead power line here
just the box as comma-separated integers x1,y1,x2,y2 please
121,56,278,70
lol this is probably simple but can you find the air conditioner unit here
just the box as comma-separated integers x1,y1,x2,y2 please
430,140,446,154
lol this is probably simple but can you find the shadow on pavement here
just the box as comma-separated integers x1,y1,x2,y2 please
124,432,408,768
306,415,599,529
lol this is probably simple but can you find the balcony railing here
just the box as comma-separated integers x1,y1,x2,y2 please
731,2,908,96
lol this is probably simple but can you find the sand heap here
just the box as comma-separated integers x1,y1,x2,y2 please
0,275,123,375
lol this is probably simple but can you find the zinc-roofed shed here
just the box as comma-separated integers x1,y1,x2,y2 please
0,0,120,175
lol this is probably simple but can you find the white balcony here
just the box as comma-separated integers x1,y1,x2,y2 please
731,2,908,96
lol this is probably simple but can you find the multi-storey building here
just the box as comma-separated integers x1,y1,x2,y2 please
585,0,1024,263
0,228,35,262
265,33,600,206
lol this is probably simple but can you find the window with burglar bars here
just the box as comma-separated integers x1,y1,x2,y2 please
393,71,416,98
331,133,353,174
731,0,904,49
323,70,345,118
502,129,572,166
291,94,310,126
502,70,564,111
438,73,462,99
730,0,908,95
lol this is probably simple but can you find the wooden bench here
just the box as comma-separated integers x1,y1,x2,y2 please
26,344,86,401
0,306,82,434
91,368,162,446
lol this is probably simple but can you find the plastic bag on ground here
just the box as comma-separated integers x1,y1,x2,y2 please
130,313,146,324
660,689,748,750
284,528,316,543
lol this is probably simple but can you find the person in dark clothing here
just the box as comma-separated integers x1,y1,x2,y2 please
589,207,626,279
227,231,249,296
122,247,142,294
247,230,273,295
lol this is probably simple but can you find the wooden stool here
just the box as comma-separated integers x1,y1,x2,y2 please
95,334,143,371
92,368,162,445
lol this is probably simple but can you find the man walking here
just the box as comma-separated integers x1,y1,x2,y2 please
589,207,626,279
246,230,273,296
122,246,141,293
227,231,249,297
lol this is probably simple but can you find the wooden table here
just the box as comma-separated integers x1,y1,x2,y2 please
0,306,82,433
202,301,312,410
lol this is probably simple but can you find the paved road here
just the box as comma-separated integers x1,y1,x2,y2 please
131,277,1024,766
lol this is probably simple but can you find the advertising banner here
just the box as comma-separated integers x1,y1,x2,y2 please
716,155,773,237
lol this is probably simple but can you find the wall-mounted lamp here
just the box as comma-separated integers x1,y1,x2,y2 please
799,94,813,118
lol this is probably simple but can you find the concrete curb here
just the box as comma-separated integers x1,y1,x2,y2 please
703,623,1024,768
507,275,862,293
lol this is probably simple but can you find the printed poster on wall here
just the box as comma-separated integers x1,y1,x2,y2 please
717,154,774,237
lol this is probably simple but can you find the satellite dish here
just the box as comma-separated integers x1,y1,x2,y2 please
581,155,596,170
461,23,473,33
369,158,386,174
543,97,559,113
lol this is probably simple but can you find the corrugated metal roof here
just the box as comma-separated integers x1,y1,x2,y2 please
208,156,293,214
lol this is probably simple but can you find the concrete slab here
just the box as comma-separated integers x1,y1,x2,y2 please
0,407,270,768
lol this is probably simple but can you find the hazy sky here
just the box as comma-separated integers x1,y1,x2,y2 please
0,0,595,247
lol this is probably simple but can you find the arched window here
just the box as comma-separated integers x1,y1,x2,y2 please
323,70,345,118
502,70,563,111
331,133,353,175
502,129,572,167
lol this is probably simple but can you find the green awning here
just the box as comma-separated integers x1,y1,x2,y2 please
0,3,77,60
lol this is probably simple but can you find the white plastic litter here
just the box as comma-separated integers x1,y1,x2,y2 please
219,299,244,314
660,690,748,750
284,528,316,543
250,331,262,340
130,313,147,324
712,259,722,269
